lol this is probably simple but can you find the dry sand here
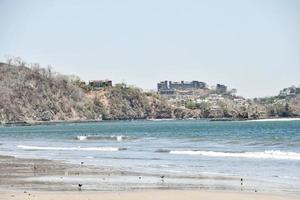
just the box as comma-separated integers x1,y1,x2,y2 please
0,190,299,200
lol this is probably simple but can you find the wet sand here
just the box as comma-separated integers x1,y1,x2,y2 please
0,155,244,192
0,155,299,200
0,155,126,191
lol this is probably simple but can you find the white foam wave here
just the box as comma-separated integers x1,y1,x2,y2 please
147,118,175,121
76,136,88,140
116,135,123,141
248,118,300,122
17,145,123,152
169,150,300,160
75,135,133,141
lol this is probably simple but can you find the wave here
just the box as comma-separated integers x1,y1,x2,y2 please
147,118,175,121
75,135,135,141
168,150,300,160
247,118,300,122
17,145,126,151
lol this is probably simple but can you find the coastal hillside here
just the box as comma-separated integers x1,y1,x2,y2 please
254,86,300,117
0,60,299,123
0,61,199,122
0,62,103,122
75,83,201,120
171,88,300,119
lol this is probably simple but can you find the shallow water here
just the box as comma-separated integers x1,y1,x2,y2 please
0,119,300,194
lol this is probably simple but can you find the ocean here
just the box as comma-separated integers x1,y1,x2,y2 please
0,119,300,194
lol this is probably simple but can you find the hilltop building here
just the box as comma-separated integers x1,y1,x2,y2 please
89,80,112,89
157,80,206,92
169,81,206,90
156,80,235,111
157,81,169,91
216,84,227,93
279,86,300,98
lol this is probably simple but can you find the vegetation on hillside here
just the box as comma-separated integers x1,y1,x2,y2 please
0,58,178,122
0,58,299,123
0,60,103,122
254,86,300,117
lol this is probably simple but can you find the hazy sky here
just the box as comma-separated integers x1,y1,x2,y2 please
0,0,299,97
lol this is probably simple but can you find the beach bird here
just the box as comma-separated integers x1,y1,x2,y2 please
161,175,165,183
78,184,82,191
240,178,244,191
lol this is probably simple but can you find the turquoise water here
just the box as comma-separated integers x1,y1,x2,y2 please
0,120,300,194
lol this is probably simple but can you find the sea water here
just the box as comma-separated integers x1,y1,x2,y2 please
0,119,299,194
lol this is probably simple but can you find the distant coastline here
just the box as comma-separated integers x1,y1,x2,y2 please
0,60,299,124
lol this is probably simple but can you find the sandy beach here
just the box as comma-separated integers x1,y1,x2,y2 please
0,190,299,200
0,155,299,200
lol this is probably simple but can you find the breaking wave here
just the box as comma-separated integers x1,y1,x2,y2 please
75,135,135,141
168,150,300,160
17,145,126,151
247,118,300,122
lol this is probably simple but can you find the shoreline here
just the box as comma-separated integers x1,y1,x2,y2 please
0,155,238,192
1,117,300,127
1,120,300,199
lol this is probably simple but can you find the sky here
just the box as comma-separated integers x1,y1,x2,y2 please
0,0,299,98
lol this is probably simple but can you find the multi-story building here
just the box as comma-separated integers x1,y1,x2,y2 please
157,80,206,92
169,81,206,90
157,80,169,91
